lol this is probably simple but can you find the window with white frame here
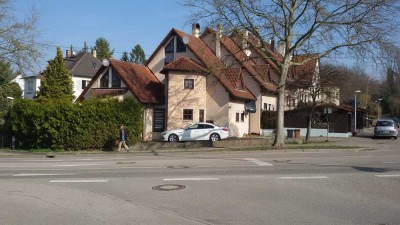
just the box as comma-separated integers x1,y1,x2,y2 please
184,79,194,89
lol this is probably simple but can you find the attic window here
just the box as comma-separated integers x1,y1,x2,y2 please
236,81,243,90
111,69,121,88
176,37,186,52
165,39,174,65
100,69,109,87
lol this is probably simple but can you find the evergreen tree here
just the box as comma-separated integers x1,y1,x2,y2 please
82,41,89,53
129,44,146,64
36,47,74,100
120,51,129,61
95,37,114,61
0,60,21,119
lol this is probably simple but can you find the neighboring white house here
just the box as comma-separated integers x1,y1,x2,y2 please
24,49,101,100
11,74,25,97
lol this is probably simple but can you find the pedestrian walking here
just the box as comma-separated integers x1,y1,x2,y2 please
118,124,129,152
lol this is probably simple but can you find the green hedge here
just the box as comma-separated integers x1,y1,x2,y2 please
3,97,143,150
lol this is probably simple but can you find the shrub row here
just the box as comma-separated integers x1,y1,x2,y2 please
3,97,143,150
261,110,277,129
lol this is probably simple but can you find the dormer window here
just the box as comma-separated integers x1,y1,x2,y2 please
176,37,186,52
236,81,243,90
100,68,109,87
165,39,174,65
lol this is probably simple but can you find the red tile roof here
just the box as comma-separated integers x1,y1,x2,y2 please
78,60,164,104
109,59,164,104
221,68,256,100
160,56,207,74
219,34,277,92
91,88,127,97
171,28,256,101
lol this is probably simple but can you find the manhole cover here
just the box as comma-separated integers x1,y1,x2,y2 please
152,184,186,191
167,165,190,169
116,162,136,164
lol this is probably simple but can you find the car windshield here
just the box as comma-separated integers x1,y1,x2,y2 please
376,121,394,127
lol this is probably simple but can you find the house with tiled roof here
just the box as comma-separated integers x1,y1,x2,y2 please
24,49,101,100
78,59,164,141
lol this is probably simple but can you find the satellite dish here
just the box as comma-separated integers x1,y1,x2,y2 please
183,35,189,44
102,59,110,67
72,51,77,56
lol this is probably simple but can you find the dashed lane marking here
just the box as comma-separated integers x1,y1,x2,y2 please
375,174,400,177
163,178,219,181
13,173,74,177
279,176,329,179
244,158,273,166
49,179,108,183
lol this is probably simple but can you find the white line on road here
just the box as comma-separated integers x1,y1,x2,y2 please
382,162,399,164
13,173,74,177
49,180,108,183
53,164,102,167
375,174,400,177
279,176,329,179
163,178,219,181
244,158,273,166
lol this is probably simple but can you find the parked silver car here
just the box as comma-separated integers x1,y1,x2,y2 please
374,119,399,139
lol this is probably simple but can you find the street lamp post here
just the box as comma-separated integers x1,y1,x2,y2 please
377,98,382,119
354,90,361,134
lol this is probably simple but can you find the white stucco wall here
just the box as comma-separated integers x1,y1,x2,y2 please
228,101,249,137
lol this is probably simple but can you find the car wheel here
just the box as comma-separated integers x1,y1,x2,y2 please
168,134,179,142
210,133,220,142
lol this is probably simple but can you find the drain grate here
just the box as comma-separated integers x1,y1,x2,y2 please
167,165,190,169
152,184,186,191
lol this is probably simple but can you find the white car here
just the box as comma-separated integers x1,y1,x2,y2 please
161,123,229,142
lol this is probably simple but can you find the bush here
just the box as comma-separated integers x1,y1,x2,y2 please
4,97,143,150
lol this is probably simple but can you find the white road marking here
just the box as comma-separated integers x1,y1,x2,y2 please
319,164,341,166
375,174,400,177
53,163,102,167
49,180,108,183
163,178,219,181
382,162,399,164
244,158,273,166
279,176,329,179
13,173,74,177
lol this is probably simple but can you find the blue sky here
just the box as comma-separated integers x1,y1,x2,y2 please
13,0,191,72
12,0,386,77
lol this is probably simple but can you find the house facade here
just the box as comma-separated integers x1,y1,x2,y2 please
24,49,101,100
78,59,164,141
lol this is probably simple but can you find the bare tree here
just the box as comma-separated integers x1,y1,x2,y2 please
0,0,43,73
184,0,400,147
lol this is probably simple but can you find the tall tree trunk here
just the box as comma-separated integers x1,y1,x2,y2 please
273,60,290,147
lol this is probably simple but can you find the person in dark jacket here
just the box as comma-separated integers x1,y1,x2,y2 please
118,124,129,152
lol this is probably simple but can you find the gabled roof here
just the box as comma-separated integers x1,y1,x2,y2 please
289,54,319,80
148,28,256,101
216,32,277,93
78,59,164,104
160,56,208,74
221,67,256,100
64,52,101,77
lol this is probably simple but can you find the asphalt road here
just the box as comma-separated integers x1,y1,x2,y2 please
0,136,399,225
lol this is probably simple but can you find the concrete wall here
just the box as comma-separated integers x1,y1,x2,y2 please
261,128,351,138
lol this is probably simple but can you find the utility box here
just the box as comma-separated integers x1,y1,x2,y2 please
287,129,294,138
294,129,301,139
